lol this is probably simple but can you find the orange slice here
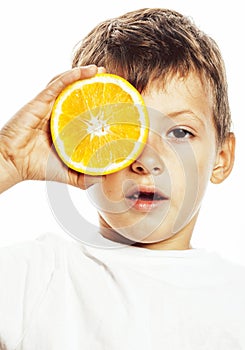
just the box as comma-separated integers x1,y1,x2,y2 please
50,73,149,175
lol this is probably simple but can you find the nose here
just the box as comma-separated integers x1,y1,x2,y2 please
130,143,164,176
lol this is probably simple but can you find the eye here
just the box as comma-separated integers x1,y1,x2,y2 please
167,128,194,140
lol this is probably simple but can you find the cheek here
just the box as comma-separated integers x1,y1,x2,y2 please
87,171,128,213
174,140,216,191
195,144,217,190
168,143,199,198
102,172,126,200
180,142,217,226
168,143,210,232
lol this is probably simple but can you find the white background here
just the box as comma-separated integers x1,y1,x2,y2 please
0,0,244,265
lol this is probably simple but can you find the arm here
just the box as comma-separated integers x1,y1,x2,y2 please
0,339,7,350
0,149,20,194
0,65,103,194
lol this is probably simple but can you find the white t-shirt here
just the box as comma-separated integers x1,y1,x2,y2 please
0,233,245,350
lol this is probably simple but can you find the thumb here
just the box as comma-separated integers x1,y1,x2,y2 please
78,173,104,190
37,65,98,105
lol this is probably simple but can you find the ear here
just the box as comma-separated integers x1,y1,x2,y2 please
211,132,235,184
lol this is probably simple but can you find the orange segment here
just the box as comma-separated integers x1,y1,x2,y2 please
50,73,149,175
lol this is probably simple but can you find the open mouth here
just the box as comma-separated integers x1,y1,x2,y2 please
125,186,169,212
127,191,165,201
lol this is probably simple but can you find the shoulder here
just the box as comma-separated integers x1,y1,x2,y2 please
214,253,245,277
207,251,245,292
0,233,76,284
0,233,62,270
0,233,70,347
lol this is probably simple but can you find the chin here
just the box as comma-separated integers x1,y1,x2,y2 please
112,223,175,244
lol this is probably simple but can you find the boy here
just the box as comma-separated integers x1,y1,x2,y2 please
0,7,244,349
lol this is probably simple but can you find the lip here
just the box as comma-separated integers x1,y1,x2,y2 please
125,185,169,212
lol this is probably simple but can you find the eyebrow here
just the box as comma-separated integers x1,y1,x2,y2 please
166,110,205,127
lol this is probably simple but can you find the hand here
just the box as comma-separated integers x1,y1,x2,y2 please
0,65,104,191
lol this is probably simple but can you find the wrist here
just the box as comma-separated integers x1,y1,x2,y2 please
0,143,21,193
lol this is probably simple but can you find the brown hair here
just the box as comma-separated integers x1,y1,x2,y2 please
72,8,231,145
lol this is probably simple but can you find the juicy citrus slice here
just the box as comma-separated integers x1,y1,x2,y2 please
50,73,149,175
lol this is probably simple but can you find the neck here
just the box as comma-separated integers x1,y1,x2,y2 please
98,214,197,250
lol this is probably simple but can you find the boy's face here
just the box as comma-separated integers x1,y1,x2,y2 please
87,72,232,249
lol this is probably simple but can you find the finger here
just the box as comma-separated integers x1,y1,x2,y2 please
46,65,98,86
47,73,65,86
36,65,98,103
48,66,106,85
97,66,107,74
77,173,104,190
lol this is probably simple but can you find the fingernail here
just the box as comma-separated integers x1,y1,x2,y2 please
97,66,106,74
86,64,97,71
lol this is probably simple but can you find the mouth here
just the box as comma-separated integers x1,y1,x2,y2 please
125,185,169,212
